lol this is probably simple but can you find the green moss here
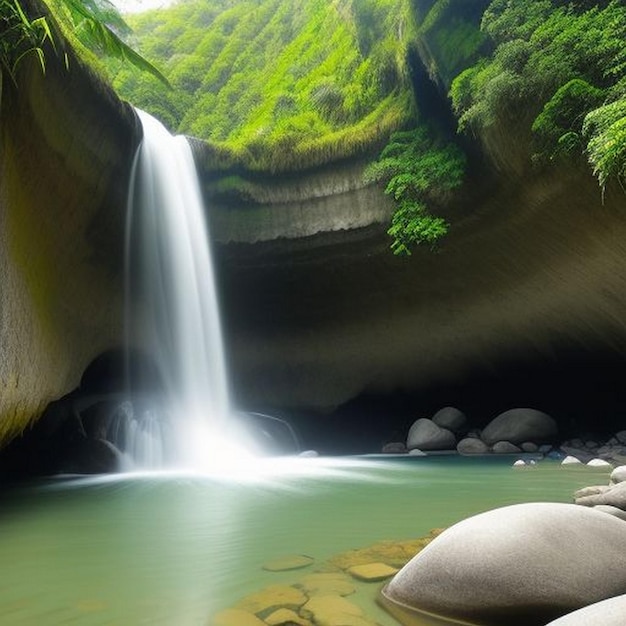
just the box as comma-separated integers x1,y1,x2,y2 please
3,134,57,343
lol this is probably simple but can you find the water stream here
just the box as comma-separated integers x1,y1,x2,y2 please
124,110,233,469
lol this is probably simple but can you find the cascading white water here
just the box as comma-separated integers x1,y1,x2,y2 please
124,109,233,469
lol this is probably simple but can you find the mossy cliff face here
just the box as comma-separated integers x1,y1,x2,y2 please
0,54,138,443
215,167,626,414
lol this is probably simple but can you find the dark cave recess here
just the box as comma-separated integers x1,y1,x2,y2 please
270,344,626,455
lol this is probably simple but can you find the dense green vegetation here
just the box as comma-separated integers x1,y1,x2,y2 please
108,0,418,171
450,0,626,191
6,0,623,253
365,126,465,254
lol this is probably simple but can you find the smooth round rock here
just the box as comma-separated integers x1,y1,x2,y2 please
561,455,583,465
457,437,489,455
431,407,467,434
587,458,612,468
610,465,626,484
262,555,314,572
381,502,626,626
481,408,557,446
406,419,456,451
521,442,539,452
545,594,626,625
492,441,522,454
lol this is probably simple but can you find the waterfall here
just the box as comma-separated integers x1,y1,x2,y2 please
124,110,232,469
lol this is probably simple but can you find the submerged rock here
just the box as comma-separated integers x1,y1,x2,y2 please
301,595,375,626
212,608,266,626
297,573,355,597
262,555,314,572
347,563,398,582
235,585,307,617
380,502,626,626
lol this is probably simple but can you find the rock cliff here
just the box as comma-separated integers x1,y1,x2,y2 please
0,48,138,442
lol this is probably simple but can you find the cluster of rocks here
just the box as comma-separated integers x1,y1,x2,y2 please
210,533,441,626
558,431,626,466
383,406,558,457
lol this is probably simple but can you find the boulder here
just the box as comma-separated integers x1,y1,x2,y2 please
521,442,539,452
544,594,626,625
457,437,489,455
561,455,583,465
406,419,456,451
492,441,522,454
431,407,467,435
610,465,626,484
481,408,557,446
587,458,612,468
380,503,626,626
381,442,407,454
575,481,626,510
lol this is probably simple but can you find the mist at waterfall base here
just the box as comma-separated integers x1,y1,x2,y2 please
123,110,268,471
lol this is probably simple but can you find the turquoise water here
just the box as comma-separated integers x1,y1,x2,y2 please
0,456,607,625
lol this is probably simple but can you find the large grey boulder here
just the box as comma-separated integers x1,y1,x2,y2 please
492,441,522,454
545,594,626,625
457,437,489,455
381,503,626,626
431,407,467,434
406,419,456,451
481,408,557,446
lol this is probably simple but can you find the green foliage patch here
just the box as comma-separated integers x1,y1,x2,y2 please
450,0,626,191
107,0,418,171
364,126,466,254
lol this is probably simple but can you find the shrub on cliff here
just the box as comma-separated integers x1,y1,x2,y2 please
365,126,466,254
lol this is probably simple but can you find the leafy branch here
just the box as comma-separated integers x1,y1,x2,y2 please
365,126,466,255
0,0,169,87
1,0,54,81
